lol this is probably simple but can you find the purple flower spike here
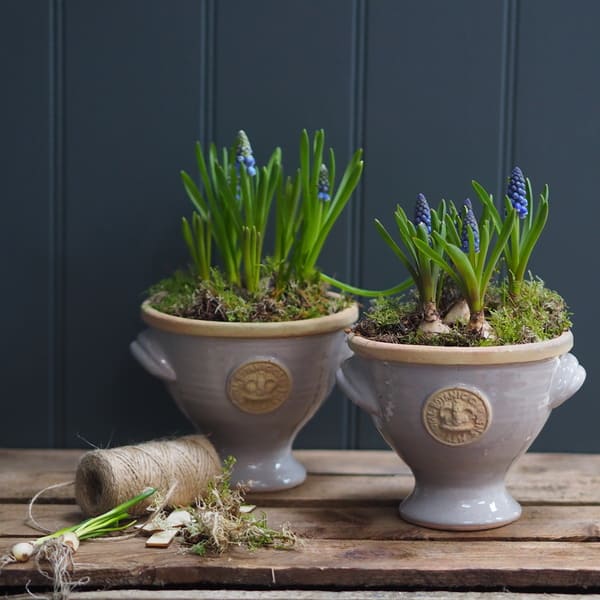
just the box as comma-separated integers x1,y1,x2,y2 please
317,164,331,201
507,166,528,219
235,130,257,176
461,200,480,253
414,193,432,234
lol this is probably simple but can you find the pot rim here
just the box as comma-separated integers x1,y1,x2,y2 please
140,300,358,339
347,330,574,365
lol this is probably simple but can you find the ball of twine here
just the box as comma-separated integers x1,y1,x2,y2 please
74,435,221,517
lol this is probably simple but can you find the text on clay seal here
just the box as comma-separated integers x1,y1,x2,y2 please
422,386,491,446
227,359,292,414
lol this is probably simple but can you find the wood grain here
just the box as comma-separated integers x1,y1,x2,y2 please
3,504,600,542
3,449,600,594
4,450,600,505
5,592,600,600
2,537,600,589
7,592,600,600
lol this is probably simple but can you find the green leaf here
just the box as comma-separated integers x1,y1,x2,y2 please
413,237,467,299
374,219,418,281
515,190,549,281
433,237,481,309
307,151,363,268
444,211,462,247
180,171,208,220
472,179,501,232
482,207,517,292
310,129,325,196
214,165,243,239
320,273,414,298
328,147,336,197
194,141,217,209
524,176,535,234
392,211,419,265
181,216,199,270
475,220,491,282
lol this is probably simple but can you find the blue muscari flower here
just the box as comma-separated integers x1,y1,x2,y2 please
317,164,331,201
414,193,432,234
507,166,528,219
461,199,480,253
235,130,257,176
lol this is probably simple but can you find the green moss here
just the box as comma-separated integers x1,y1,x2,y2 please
147,270,198,316
146,266,351,323
353,277,571,347
486,278,572,345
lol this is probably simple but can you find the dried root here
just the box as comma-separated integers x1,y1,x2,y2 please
155,458,298,556
35,538,76,600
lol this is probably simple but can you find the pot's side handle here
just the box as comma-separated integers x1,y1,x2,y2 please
549,353,585,410
130,330,176,382
336,354,382,418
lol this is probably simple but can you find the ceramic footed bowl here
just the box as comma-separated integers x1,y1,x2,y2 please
131,301,358,491
337,331,585,530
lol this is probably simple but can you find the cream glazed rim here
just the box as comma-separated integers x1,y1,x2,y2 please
141,300,358,338
346,330,574,365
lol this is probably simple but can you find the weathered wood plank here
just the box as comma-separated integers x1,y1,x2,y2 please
8,449,600,478
264,505,600,542
2,538,600,589
3,504,600,542
3,450,600,505
5,591,600,600
0,449,79,503
7,592,600,600
295,450,410,475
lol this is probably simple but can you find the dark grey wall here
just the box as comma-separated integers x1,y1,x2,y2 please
2,0,598,451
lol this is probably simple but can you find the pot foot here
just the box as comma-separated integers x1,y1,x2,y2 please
399,482,521,531
217,447,307,492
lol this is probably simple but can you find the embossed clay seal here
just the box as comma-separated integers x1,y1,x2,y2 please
422,386,491,446
227,359,292,414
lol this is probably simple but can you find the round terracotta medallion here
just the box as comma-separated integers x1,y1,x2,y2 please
422,386,491,446
227,359,292,414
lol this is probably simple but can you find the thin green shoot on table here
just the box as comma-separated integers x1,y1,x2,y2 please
9,487,156,563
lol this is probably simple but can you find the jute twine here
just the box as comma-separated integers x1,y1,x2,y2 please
74,435,221,517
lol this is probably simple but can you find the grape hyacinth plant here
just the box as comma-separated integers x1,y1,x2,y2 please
329,166,568,345
414,191,516,338
373,194,451,334
155,129,364,322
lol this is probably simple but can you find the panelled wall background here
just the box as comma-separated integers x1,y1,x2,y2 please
2,0,599,450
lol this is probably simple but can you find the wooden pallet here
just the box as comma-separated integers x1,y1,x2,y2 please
2,449,600,598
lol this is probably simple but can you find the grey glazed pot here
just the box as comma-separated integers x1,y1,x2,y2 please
337,331,585,530
131,301,358,491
